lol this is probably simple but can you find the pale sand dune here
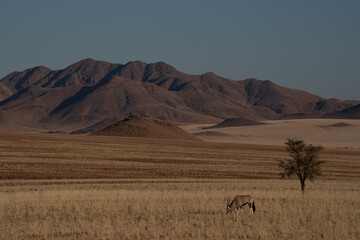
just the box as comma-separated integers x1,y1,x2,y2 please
181,119,360,148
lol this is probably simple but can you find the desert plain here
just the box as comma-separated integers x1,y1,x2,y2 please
0,119,359,240
183,118,360,148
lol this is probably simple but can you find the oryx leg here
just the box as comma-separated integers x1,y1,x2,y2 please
239,203,246,214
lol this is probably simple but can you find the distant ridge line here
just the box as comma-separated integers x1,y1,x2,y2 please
0,58,359,132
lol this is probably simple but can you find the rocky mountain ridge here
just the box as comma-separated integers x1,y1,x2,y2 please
0,58,358,132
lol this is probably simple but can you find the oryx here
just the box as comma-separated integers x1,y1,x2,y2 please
226,195,256,215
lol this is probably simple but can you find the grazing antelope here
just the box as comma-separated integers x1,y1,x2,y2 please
226,195,255,215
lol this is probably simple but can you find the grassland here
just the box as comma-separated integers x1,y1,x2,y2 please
1,131,359,180
1,180,359,240
0,131,359,239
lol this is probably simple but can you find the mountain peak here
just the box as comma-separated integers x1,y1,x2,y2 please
148,61,177,70
124,60,147,68
145,61,177,75
70,58,111,68
32,65,52,72
77,58,97,63
203,72,216,76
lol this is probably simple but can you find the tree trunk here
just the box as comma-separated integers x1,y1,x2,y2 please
301,180,305,194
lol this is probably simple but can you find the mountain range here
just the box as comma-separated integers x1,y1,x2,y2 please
0,58,359,132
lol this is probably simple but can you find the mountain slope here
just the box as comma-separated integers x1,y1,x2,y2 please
323,104,360,119
0,58,358,132
0,66,52,101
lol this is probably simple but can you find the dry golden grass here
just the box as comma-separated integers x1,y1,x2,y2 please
0,131,359,239
1,180,359,240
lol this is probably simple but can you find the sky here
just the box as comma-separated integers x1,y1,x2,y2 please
0,0,359,100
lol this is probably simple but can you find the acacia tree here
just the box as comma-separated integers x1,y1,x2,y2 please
279,139,325,193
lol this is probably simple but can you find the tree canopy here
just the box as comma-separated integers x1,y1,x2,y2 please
279,139,325,193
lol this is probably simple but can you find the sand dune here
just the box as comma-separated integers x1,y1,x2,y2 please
92,115,200,141
182,119,360,148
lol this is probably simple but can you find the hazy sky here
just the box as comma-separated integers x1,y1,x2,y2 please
1,0,359,100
